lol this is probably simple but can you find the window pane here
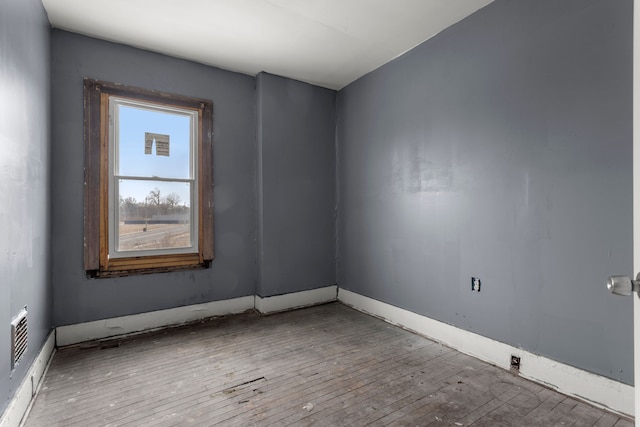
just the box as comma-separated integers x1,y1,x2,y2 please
118,180,192,252
117,105,192,179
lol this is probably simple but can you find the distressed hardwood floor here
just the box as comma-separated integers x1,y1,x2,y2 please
25,302,632,426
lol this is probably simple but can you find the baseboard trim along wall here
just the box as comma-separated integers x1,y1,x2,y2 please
22,288,631,420
0,331,55,427
337,289,634,417
56,286,339,347
56,296,255,347
255,285,338,314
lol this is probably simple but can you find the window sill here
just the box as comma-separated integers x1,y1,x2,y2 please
88,253,209,278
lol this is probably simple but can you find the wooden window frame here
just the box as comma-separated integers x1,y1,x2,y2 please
84,79,214,278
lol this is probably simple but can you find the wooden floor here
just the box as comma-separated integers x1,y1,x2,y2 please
25,303,632,426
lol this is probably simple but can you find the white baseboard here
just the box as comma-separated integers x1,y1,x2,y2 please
338,289,634,417
0,331,55,427
56,296,255,347
255,285,337,314
56,287,339,346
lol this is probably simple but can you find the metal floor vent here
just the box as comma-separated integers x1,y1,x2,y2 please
11,307,27,369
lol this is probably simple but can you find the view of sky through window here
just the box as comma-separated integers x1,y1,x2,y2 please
117,105,192,206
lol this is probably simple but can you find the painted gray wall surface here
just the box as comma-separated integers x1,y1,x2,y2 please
256,73,336,296
337,0,634,383
0,0,52,413
51,31,257,326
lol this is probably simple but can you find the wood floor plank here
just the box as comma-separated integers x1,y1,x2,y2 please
613,418,635,427
149,327,435,426
596,412,627,427
202,343,445,426
24,302,632,427
312,355,471,426
250,346,461,426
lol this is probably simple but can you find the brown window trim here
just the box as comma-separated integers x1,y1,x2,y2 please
83,79,214,278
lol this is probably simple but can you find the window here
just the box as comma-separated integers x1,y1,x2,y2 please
84,80,214,277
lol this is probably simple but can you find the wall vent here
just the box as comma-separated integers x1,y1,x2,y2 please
11,307,28,369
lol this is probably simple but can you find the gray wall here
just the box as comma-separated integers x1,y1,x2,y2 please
337,0,634,383
0,0,52,413
256,73,336,297
51,31,257,326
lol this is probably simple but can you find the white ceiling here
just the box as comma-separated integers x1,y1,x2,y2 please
41,0,493,90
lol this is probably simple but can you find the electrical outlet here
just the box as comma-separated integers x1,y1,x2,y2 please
510,355,521,372
471,277,481,292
